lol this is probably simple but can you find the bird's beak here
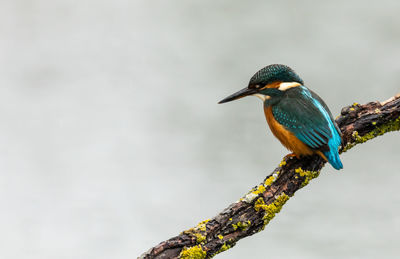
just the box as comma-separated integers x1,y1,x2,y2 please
218,87,257,104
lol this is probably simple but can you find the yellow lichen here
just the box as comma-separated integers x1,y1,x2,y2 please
182,219,210,245
257,184,266,193
264,175,275,186
217,235,223,240
254,193,289,226
232,220,251,231
353,102,359,106
210,242,232,257
179,245,206,259
242,183,267,203
195,219,209,232
254,197,265,212
232,223,237,231
237,220,251,230
194,233,206,243
279,159,287,167
218,243,230,253
294,167,320,187
342,116,400,152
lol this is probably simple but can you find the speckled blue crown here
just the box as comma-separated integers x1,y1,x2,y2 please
249,64,304,86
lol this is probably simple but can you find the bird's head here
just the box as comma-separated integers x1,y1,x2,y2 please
218,64,304,104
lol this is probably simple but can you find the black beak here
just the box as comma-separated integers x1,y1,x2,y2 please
218,87,257,104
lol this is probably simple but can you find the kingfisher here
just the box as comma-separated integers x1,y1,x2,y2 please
219,64,343,170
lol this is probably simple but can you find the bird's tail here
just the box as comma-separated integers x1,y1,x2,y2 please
323,149,343,170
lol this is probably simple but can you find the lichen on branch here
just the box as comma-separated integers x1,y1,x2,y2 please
139,94,400,259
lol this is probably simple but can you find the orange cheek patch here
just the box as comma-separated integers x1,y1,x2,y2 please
260,81,282,90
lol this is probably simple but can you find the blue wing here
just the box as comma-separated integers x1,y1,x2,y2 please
272,86,343,169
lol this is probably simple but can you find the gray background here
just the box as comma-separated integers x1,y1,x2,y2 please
1,1,400,258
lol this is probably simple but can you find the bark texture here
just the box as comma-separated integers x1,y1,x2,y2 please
139,94,400,259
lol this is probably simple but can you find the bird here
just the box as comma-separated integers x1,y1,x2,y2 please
218,64,343,170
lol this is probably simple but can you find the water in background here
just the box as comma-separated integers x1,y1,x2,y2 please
0,1,399,258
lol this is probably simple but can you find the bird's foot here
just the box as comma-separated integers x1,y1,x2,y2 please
284,153,298,160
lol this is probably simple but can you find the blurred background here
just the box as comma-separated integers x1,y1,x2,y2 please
1,1,400,258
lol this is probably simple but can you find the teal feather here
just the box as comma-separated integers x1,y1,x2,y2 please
249,64,304,86
271,86,343,170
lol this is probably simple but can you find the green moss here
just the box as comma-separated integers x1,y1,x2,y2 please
254,193,289,226
295,167,320,187
342,116,400,152
179,245,206,259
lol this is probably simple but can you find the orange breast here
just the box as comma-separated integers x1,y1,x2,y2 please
264,106,314,157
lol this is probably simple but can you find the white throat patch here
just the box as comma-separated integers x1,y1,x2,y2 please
253,94,270,101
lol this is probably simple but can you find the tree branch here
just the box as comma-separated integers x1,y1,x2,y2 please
139,94,400,259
